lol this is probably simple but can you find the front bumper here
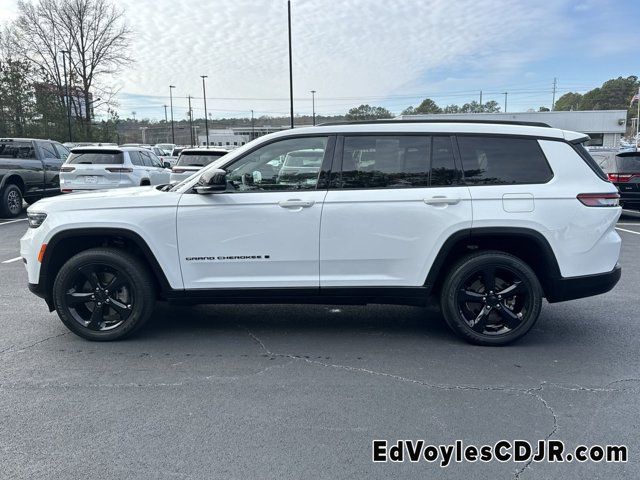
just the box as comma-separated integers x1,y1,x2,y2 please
546,264,621,303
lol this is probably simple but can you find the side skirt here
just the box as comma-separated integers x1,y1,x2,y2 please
165,287,432,307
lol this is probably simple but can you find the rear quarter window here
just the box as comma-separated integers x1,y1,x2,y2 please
67,151,124,164
457,136,553,185
0,141,36,159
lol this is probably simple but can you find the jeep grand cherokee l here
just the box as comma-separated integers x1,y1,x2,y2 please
21,121,621,345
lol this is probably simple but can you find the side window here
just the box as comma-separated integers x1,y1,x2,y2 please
39,142,59,159
148,152,163,168
226,136,328,192
54,144,70,161
129,151,144,166
339,136,430,189
457,136,553,185
139,151,153,167
430,136,459,186
0,141,36,159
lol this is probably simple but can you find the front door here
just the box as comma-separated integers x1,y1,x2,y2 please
320,134,472,287
177,135,332,289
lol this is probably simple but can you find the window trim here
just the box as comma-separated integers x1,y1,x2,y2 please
189,134,336,194
454,133,555,186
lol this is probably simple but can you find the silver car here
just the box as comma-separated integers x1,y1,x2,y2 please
60,146,171,192
169,148,229,184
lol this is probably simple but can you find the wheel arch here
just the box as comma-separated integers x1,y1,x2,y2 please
39,228,172,305
425,227,561,299
0,173,26,192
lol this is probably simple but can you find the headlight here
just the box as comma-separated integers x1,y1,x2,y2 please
27,212,47,228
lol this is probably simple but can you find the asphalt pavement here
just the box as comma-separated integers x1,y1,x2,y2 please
0,211,639,479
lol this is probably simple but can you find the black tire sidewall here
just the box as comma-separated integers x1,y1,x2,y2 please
53,248,156,341
440,251,543,346
1,184,23,218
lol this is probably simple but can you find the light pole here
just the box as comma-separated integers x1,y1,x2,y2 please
502,92,508,113
287,0,294,129
140,126,148,144
310,90,316,125
163,105,168,122
187,94,194,147
169,85,176,144
60,50,72,142
201,75,210,147
251,109,255,140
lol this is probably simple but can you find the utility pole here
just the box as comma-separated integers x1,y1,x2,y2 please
201,75,209,147
502,92,508,113
169,85,176,144
479,90,483,110
310,90,316,125
551,77,557,111
251,109,255,140
287,0,294,129
636,87,640,151
163,105,168,122
187,94,194,147
61,50,72,142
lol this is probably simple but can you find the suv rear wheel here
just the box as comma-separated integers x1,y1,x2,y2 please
440,251,543,346
52,248,156,341
0,184,23,218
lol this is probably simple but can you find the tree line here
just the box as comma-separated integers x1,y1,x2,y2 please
0,0,130,142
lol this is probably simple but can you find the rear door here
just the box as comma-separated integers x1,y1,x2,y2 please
320,134,472,287
0,140,44,196
37,141,66,194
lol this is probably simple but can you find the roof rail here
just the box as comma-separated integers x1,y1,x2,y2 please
319,119,552,128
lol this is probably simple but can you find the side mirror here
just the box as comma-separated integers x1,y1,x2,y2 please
195,168,227,194
163,161,171,169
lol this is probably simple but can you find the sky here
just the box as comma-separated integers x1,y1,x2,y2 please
1,0,639,121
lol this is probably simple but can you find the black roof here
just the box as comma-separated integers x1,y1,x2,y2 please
319,119,552,128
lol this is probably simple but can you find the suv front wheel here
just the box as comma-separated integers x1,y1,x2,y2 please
52,248,156,341
440,251,543,346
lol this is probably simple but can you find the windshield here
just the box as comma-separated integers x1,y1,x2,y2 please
67,150,124,164
176,152,227,167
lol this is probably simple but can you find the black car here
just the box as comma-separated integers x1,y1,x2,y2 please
592,149,640,210
0,138,70,218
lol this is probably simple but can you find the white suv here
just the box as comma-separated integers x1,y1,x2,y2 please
21,121,621,345
60,146,171,192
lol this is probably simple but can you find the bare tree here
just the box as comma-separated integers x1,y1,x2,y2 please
12,0,132,139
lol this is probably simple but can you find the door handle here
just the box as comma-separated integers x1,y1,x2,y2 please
278,199,315,208
423,196,461,205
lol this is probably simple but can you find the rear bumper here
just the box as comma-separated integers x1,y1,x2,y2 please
546,264,621,303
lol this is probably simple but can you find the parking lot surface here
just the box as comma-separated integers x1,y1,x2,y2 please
1,211,639,479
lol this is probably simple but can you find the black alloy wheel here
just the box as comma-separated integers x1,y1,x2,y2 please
440,251,542,346
53,248,156,341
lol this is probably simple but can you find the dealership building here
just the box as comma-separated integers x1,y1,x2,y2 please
398,110,628,148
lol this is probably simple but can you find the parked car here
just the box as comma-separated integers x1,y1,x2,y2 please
591,149,640,210
169,148,230,183
59,146,171,192
155,143,176,156
0,137,70,217
22,120,621,344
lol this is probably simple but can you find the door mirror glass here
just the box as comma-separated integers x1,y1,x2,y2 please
163,161,171,169
195,168,227,194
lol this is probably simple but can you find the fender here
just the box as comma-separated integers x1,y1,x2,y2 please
424,226,562,291
39,227,173,297
0,171,27,190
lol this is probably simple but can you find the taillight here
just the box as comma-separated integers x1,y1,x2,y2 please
60,166,75,172
607,173,639,183
577,193,620,207
105,167,133,173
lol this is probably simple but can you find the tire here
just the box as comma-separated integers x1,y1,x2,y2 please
52,248,156,341
439,251,543,346
0,184,23,218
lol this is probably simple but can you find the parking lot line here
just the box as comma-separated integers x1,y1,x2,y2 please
617,223,640,226
0,218,27,226
616,227,640,235
1,256,22,264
